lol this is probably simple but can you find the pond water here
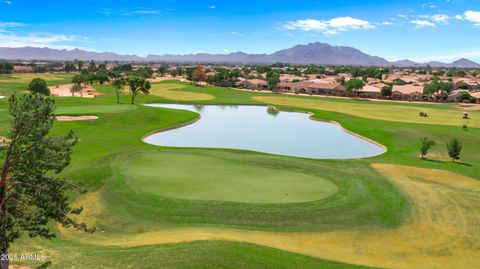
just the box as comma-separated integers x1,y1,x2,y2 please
143,104,386,159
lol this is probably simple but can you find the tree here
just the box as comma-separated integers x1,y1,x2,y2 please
266,71,280,92
132,67,154,79
95,68,110,84
423,79,453,100
70,84,83,97
72,70,92,87
76,60,84,71
459,91,472,102
0,94,93,269
87,60,97,72
446,138,462,162
344,79,365,98
192,66,206,83
128,77,151,104
336,76,346,86
381,85,393,97
64,62,76,73
186,67,195,81
419,137,435,159
112,77,127,104
0,62,14,74
158,66,167,77
27,78,50,96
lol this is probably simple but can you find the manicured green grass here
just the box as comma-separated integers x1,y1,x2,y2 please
125,151,338,203
149,83,215,101
1,77,478,268
56,104,136,115
12,240,372,269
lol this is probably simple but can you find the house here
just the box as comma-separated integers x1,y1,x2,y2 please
237,79,268,90
384,75,419,85
453,78,480,90
470,91,480,104
358,84,382,98
448,90,470,102
279,74,304,83
392,85,424,100
13,65,34,73
278,81,343,96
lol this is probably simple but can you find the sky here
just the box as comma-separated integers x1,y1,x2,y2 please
0,0,480,62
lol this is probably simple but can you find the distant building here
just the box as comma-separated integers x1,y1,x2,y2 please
13,65,34,73
237,79,268,90
278,81,343,95
392,85,424,100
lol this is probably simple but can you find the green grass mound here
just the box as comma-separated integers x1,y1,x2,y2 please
125,151,338,203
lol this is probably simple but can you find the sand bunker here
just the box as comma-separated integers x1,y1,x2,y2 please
148,76,187,83
49,84,96,98
459,105,480,111
56,116,98,121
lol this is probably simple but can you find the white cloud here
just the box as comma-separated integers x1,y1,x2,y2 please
328,17,374,30
430,14,450,23
322,30,338,36
422,2,436,9
4,0,12,4
122,8,160,16
284,19,327,31
417,14,450,24
455,15,464,20
231,31,243,36
209,5,216,9
0,31,87,50
464,10,480,26
410,20,435,27
0,22,25,28
284,17,374,36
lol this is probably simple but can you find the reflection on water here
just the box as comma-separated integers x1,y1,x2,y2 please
144,104,385,159
267,106,280,117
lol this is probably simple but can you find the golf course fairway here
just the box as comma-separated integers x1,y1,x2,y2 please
0,77,478,269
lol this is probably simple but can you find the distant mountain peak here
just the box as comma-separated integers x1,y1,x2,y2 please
0,44,479,68
450,58,480,68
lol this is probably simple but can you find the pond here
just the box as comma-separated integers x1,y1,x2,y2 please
143,104,386,159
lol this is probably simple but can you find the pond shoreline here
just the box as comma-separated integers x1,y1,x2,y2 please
142,103,387,159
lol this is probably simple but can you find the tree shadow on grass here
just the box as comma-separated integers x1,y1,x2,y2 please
423,159,445,164
456,162,473,167
424,158,472,167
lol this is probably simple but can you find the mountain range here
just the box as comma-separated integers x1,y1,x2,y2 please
0,43,479,68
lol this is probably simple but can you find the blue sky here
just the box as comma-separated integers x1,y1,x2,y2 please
1,0,480,62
